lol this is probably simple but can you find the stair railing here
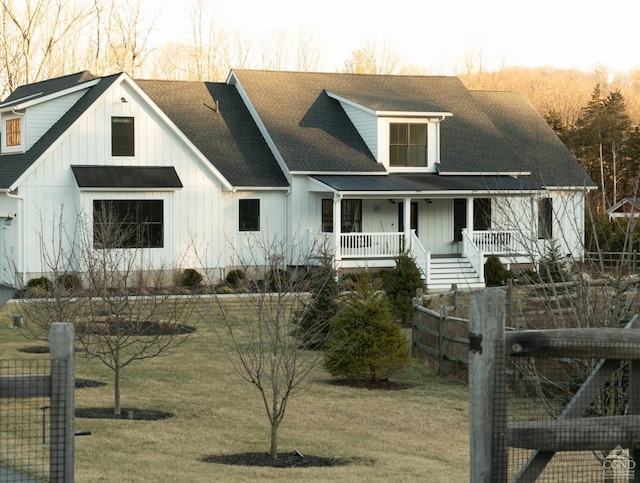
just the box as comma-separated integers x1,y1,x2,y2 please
461,228,485,283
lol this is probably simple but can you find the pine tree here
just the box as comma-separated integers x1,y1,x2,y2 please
323,274,411,383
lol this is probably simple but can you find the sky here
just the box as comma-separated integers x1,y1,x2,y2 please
146,0,640,74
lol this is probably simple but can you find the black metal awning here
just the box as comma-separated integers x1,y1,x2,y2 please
71,166,183,189
311,173,539,194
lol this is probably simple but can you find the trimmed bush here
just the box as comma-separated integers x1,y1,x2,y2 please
180,269,203,288
225,269,246,287
484,255,507,286
26,277,52,292
323,274,411,382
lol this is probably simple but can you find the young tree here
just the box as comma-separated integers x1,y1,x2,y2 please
17,205,197,415
323,273,411,383
206,234,337,460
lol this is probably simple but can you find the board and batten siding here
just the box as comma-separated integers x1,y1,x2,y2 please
229,190,287,268
15,81,229,281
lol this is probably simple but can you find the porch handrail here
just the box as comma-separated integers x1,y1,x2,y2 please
462,228,485,282
411,230,431,283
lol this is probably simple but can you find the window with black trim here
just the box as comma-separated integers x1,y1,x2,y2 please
453,198,466,241
321,199,333,232
320,199,362,233
112,117,134,156
93,200,163,248
6,118,20,147
538,197,553,239
341,199,362,233
390,123,427,167
473,198,491,230
239,199,260,231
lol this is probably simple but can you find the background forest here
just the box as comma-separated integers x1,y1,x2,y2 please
1,0,639,214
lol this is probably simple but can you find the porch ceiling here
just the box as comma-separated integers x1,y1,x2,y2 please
311,173,540,195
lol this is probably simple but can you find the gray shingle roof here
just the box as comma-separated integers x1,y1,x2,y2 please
232,70,592,187
1,71,99,107
0,73,119,190
136,79,288,188
470,90,595,187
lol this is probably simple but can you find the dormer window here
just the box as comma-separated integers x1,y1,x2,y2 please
389,123,427,167
112,116,134,156
6,118,20,146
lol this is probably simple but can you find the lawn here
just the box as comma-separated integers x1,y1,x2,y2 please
0,296,470,482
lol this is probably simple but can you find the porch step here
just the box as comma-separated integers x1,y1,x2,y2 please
427,257,485,291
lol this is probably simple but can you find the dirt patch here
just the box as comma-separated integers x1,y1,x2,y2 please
202,451,359,468
75,378,107,388
75,407,173,420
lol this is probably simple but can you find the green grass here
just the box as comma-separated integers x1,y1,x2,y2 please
0,297,470,482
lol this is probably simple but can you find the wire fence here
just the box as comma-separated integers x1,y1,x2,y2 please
0,359,57,482
1,324,75,483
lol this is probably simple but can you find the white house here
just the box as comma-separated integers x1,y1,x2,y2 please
0,70,594,291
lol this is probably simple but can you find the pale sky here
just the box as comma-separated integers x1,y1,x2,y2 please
147,0,640,74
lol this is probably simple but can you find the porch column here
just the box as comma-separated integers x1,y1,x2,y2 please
466,198,474,240
333,194,342,268
403,196,411,251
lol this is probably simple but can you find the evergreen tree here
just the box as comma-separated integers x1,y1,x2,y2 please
379,253,424,326
571,85,632,211
323,274,411,383
297,255,340,349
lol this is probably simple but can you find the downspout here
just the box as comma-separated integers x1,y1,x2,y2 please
6,190,24,287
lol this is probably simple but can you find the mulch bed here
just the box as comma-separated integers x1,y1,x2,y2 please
202,451,356,468
75,407,173,420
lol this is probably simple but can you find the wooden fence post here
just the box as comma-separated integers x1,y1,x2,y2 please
439,306,450,377
469,288,507,483
412,289,424,359
49,322,75,483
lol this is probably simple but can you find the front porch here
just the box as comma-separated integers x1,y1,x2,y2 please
310,229,531,291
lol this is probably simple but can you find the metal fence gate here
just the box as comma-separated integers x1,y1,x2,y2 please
0,323,75,482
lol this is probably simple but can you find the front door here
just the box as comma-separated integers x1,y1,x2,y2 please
398,202,418,236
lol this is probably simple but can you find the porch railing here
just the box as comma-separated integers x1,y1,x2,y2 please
471,230,525,254
462,229,485,282
339,232,404,258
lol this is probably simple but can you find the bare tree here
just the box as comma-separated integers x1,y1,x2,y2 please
342,39,405,75
17,205,198,415
0,0,92,95
205,234,337,459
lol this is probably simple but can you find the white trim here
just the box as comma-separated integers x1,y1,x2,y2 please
292,170,387,176
438,171,531,176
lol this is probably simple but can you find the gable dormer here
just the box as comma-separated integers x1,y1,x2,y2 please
0,73,99,155
326,90,452,173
